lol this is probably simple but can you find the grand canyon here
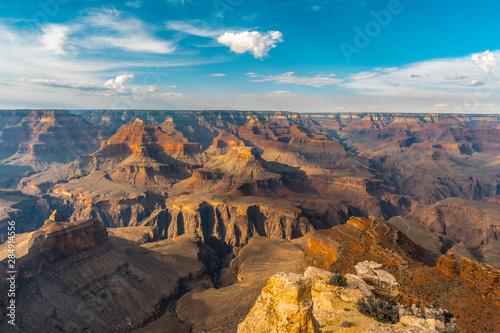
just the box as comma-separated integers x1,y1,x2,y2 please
1,110,499,332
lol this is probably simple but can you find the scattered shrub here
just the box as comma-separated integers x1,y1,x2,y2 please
340,320,355,328
443,311,454,324
328,269,347,287
356,296,399,324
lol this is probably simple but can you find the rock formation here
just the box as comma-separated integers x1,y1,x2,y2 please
0,215,110,319
238,267,456,333
303,216,500,332
0,110,499,331
48,209,67,222
0,110,100,171
460,257,500,304
237,272,319,333
172,236,308,333
355,261,400,300
436,252,460,277
0,220,221,332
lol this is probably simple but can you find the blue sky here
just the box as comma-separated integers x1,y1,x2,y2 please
0,0,499,113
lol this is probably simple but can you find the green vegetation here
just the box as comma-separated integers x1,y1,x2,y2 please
356,296,399,324
327,269,347,287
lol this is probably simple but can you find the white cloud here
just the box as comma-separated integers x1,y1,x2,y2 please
267,90,294,96
463,78,486,86
434,103,450,109
18,74,137,95
249,71,343,87
208,73,226,77
342,50,500,98
351,72,380,80
84,7,175,54
465,103,494,107
14,74,186,109
218,31,283,59
471,50,496,75
91,35,174,54
154,92,185,99
40,24,71,55
19,77,106,92
445,74,467,80
166,20,223,38
104,74,134,90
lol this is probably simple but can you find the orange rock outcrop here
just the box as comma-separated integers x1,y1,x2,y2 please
303,217,500,333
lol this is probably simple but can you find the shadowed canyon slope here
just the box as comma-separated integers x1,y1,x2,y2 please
0,110,499,331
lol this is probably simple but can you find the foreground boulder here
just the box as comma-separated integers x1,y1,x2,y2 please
237,272,319,333
355,261,399,300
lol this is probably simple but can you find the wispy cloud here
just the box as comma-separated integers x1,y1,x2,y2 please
19,77,108,92
248,71,343,87
166,0,193,4
434,103,451,109
445,74,467,80
342,50,499,97
463,78,486,86
166,20,224,38
83,7,175,54
208,73,226,77
20,74,137,94
124,1,142,8
350,72,380,80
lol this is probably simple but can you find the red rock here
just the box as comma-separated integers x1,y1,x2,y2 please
304,231,341,270
460,257,500,303
436,252,460,277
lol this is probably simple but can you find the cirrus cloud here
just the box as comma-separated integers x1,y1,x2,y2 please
248,71,343,87
445,74,467,80
351,72,380,80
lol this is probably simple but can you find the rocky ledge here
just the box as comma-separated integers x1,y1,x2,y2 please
238,266,457,333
